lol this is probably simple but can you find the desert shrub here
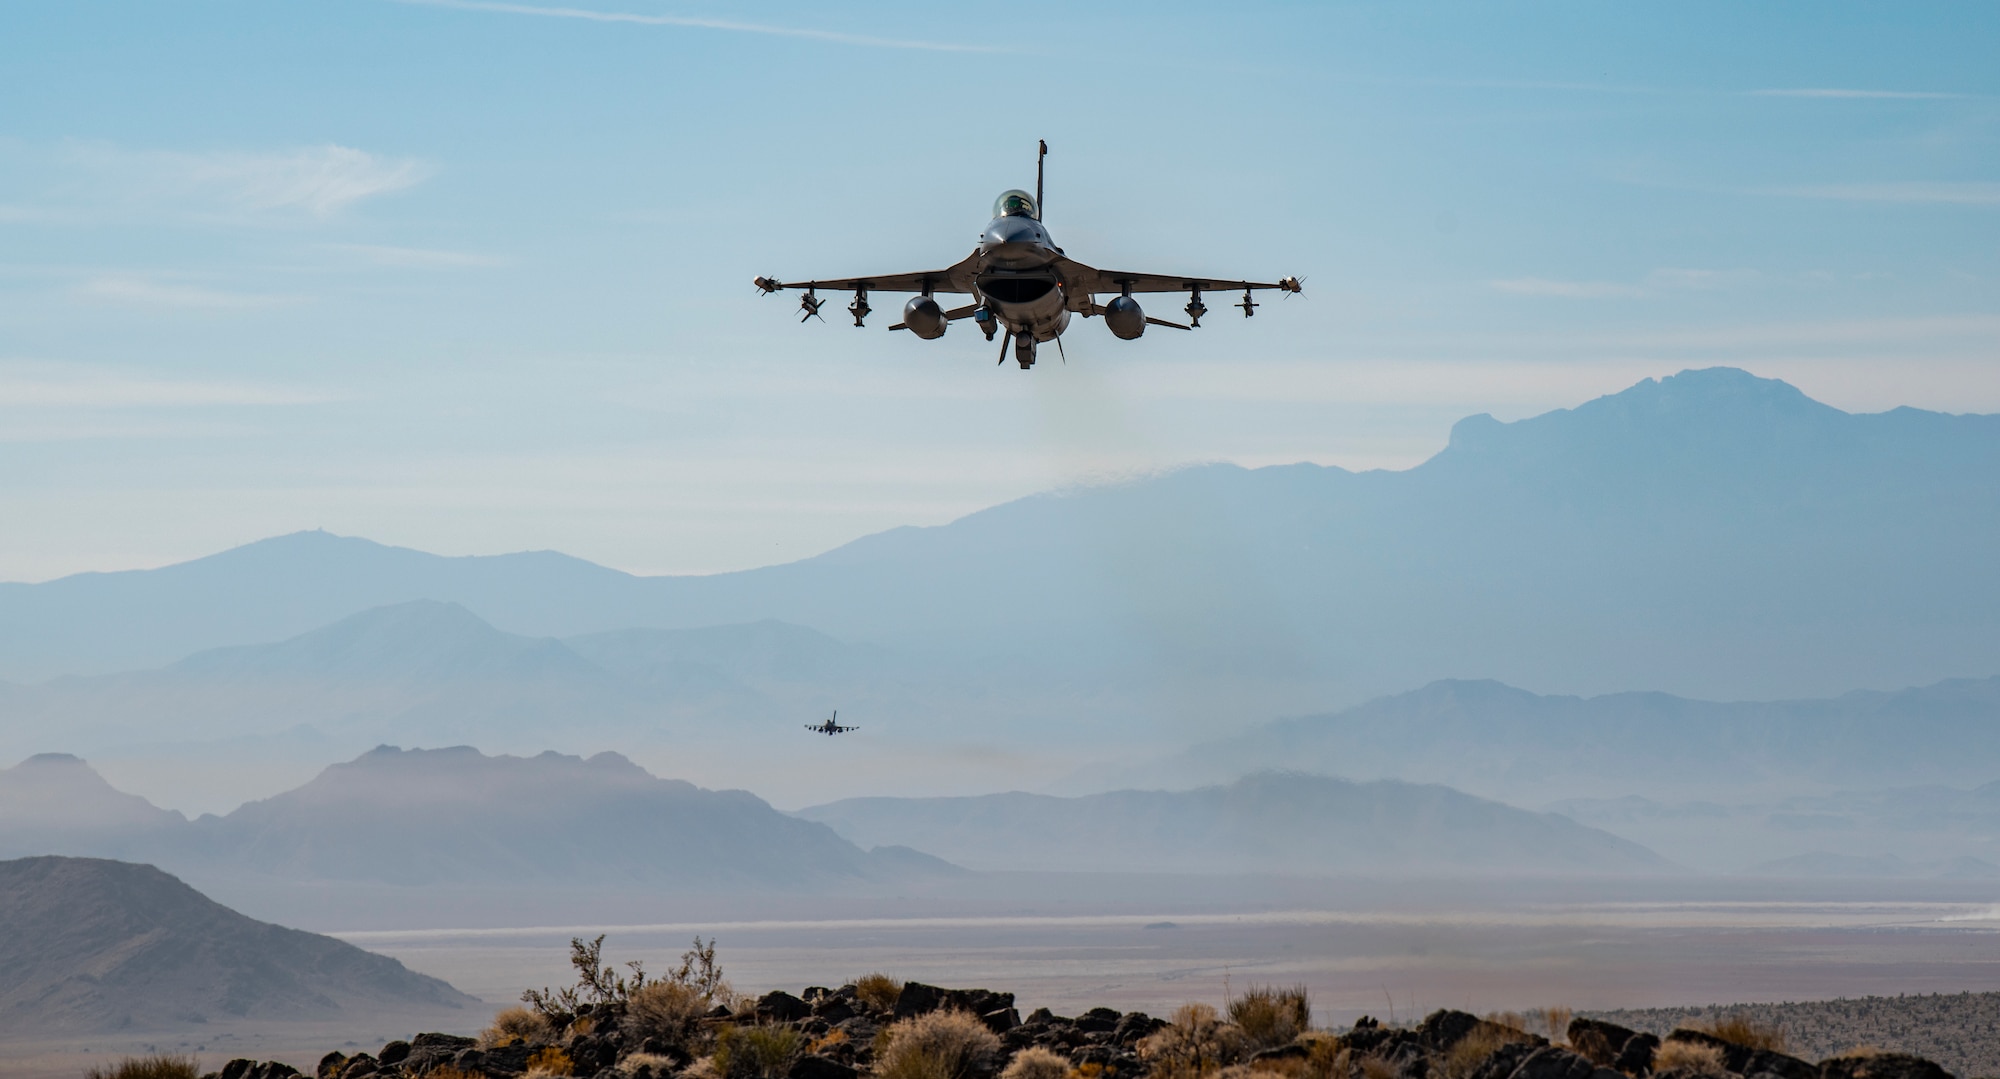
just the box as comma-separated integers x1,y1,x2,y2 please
1230,986,1311,1050
1653,1042,1727,1076
483,1005,558,1048
713,1024,806,1079
1357,1058,1400,1079
876,1008,1003,1079
626,981,711,1047
1000,1047,1072,1079
1435,1022,1534,1079
1300,1037,1350,1079
1141,1003,1252,1079
1693,1016,1787,1053
525,1047,575,1077
1483,1013,1530,1037
86,1055,201,1079
855,973,902,1013
1525,1008,1573,1045
615,1054,680,1078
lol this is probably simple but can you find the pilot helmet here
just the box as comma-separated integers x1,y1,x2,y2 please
993,189,1038,219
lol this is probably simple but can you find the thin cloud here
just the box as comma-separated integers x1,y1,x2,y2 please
1773,181,2000,205
323,243,510,268
175,145,431,216
1490,278,1646,299
1751,88,1970,100
0,362,334,407
394,0,1001,53
56,141,431,219
76,275,299,311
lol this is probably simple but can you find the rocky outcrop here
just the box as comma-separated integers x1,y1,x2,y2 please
198,996,1961,1079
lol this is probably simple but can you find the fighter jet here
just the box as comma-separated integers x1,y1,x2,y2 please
754,141,1301,370
806,711,858,736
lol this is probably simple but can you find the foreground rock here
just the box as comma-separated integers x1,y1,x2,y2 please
201,987,1961,1079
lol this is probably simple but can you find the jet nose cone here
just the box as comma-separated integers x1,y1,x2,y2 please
981,216,1055,268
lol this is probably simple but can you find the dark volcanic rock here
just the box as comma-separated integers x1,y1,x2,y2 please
1566,1019,1637,1066
1821,1054,1955,1079
895,981,946,1018
1665,1029,1816,1079
377,1041,411,1067
790,1056,859,1079
760,990,813,1024
1419,1010,1486,1052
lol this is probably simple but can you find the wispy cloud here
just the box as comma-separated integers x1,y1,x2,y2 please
0,362,334,407
1750,88,1970,100
1490,277,1646,299
1771,181,2000,205
47,141,431,221
1491,268,1776,299
394,0,999,52
322,243,511,268
75,275,298,310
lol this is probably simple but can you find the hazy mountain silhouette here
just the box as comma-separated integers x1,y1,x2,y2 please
0,754,190,860
0,855,475,1036
4,369,1996,711
1122,676,2000,805
179,746,956,888
4,600,769,751
797,771,1670,875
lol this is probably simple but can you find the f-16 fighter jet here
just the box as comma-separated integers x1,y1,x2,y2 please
806,711,858,736
755,141,1301,369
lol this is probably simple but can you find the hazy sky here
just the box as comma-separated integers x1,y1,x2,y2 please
2,2,1996,581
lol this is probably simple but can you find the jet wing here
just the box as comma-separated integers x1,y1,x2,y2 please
1054,256,1297,297
756,252,981,296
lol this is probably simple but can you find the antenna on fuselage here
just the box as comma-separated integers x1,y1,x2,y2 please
1036,139,1047,221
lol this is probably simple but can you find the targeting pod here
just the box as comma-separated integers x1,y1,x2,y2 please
1104,295,1146,340
902,295,949,340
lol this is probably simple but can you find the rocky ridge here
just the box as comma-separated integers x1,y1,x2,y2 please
198,980,1966,1079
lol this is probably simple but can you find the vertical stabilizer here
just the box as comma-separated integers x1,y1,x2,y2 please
1036,139,1047,220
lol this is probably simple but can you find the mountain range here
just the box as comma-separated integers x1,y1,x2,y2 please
0,747,955,890
5,368,1997,714
796,771,1671,875
0,855,476,1036
1113,676,2000,806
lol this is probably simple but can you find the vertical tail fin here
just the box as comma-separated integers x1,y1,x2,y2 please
1036,139,1047,221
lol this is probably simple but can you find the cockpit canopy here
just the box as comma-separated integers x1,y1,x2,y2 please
993,189,1038,219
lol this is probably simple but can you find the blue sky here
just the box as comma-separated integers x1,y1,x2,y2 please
2,1,1996,580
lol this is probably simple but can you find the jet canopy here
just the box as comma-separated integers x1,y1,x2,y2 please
993,189,1038,219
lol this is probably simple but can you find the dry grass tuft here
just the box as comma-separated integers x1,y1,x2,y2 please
422,1067,484,1079
86,1055,201,1079
1693,1016,1787,1053
999,1047,1072,1079
1356,1056,1400,1079
1229,986,1311,1050
1436,1022,1533,1079
483,1005,557,1048
811,1029,851,1054
1653,1042,1728,1076
855,973,902,1013
714,1024,806,1079
617,1053,681,1076
1525,1008,1573,1045
525,1047,575,1077
875,1008,1003,1079
1142,1003,1252,1079
626,980,712,1049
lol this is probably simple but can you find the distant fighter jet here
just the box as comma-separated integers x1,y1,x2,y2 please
755,140,1301,369
807,711,858,736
